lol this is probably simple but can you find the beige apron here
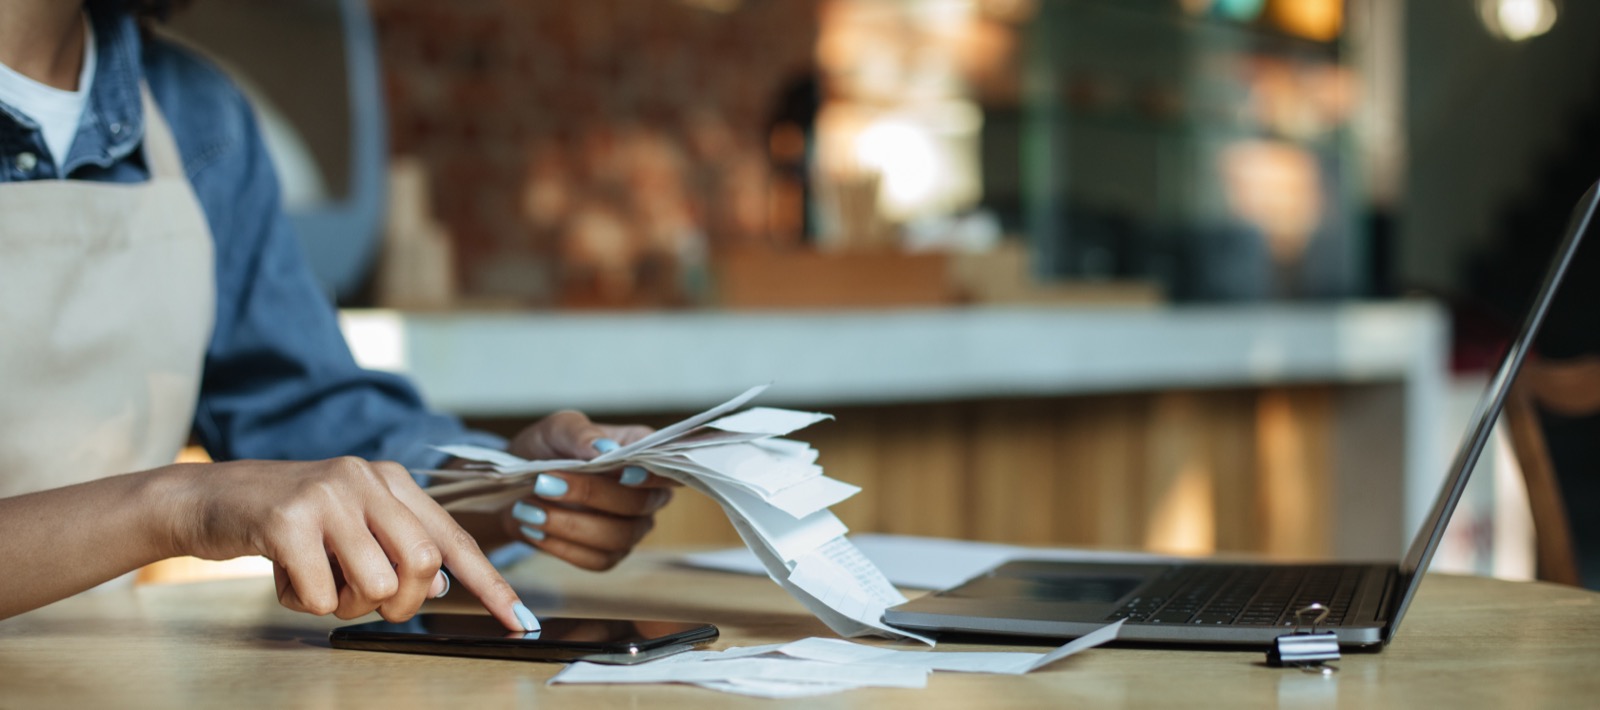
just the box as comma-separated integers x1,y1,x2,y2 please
0,86,215,498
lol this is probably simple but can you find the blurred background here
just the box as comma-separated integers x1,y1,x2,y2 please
149,0,1600,589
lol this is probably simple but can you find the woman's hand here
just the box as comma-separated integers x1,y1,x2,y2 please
500,411,676,570
161,458,536,630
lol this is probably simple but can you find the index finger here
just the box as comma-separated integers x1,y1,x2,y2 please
380,467,538,632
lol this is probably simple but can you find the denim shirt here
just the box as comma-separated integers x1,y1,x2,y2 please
0,5,503,469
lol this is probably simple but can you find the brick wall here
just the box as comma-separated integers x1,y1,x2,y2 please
370,0,819,306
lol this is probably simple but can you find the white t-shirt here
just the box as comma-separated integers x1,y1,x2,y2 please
0,15,97,170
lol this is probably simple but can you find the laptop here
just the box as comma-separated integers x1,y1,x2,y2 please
884,179,1599,649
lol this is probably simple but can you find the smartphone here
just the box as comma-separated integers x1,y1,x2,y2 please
329,614,719,665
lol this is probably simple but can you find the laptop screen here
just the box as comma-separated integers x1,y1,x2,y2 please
1387,179,1598,641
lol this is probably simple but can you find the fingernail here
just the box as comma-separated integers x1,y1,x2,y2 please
592,437,620,455
534,473,568,498
512,601,541,632
512,501,547,526
430,570,451,599
520,525,546,541
621,465,648,486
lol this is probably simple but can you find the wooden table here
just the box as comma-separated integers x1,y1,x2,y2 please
2,551,1595,709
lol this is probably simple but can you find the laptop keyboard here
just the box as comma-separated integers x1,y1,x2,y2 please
1105,565,1361,627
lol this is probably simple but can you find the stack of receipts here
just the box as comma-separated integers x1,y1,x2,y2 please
551,622,1123,698
423,385,928,643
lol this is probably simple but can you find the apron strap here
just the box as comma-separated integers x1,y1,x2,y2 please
138,84,187,181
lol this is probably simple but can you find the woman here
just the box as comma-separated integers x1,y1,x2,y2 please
0,0,671,630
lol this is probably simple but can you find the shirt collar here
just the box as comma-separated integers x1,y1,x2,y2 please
60,2,146,175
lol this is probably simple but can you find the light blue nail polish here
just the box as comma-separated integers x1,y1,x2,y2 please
512,501,547,526
593,437,620,454
534,474,569,498
512,601,540,632
520,525,546,541
621,465,648,486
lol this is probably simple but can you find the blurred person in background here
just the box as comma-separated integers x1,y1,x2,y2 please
0,0,673,627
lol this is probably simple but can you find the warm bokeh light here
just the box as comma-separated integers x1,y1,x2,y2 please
846,103,983,221
1145,462,1217,556
1256,391,1329,557
855,120,940,211
1269,0,1344,41
1479,0,1559,41
815,0,990,238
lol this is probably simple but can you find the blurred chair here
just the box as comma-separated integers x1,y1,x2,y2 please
1504,357,1597,586
163,0,387,302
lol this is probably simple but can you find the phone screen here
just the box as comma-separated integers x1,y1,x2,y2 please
330,614,719,665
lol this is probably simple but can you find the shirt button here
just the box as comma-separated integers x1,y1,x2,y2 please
109,122,123,135
16,152,37,172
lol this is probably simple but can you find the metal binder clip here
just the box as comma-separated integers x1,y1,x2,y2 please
1267,603,1340,675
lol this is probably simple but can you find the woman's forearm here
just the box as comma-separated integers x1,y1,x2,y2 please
0,467,184,620
0,459,534,631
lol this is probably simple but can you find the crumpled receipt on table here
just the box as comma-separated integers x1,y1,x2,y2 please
422,384,928,643
550,621,1124,698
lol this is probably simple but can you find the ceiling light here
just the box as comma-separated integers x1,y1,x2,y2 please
1479,0,1559,42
